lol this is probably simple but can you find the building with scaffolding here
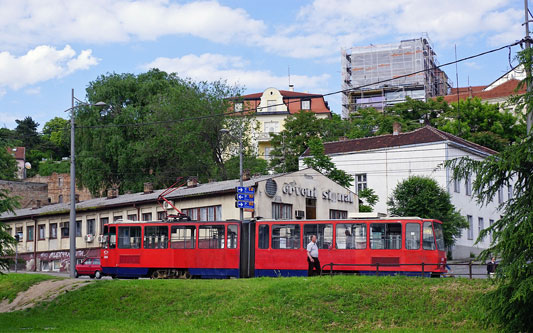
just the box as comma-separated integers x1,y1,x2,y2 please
341,36,451,118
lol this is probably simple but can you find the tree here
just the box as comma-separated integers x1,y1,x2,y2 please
0,146,18,180
358,188,379,212
0,189,20,271
387,176,467,247
42,117,70,159
75,69,247,194
303,137,353,188
224,154,269,180
14,117,41,150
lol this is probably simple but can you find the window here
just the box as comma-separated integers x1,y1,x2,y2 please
465,175,472,196
58,195,63,203
272,203,292,220
170,225,196,249
478,217,484,240
498,186,504,204
106,226,116,249
38,225,45,240
336,223,366,249
76,220,82,237
27,226,34,242
258,225,269,249
405,223,420,250
355,174,367,194
144,226,169,249
157,211,167,220
271,224,300,249
198,225,225,249
183,206,222,221
303,224,333,249
228,224,238,249
467,215,474,240
329,209,347,219
99,217,108,235
117,226,141,249
263,121,279,133
507,184,513,200
142,213,152,221
113,215,123,222
370,223,401,249
49,223,57,239
61,223,69,238
433,222,445,251
234,102,243,112
58,177,63,187
489,219,495,242
264,147,273,159
267,100,276,112
301,99,311,110
453,177,460,193
86,219,95,235
16,227,23,241
127,214,138,221
422,222,436,250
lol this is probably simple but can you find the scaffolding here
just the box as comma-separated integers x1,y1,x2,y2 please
341,35,450,118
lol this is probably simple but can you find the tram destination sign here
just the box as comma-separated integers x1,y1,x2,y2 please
235,201,254,209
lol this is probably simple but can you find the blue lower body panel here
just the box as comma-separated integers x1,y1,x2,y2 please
255,269,307,277
352,270,433,277
188,268,239,278
103,267,149,278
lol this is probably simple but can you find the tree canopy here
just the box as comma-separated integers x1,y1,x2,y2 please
387,176,467,247
0,146,18,180
302,137,353,188
0,189,20,271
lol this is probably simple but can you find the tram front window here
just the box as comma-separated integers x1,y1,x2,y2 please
423,222,436,250
433,222,445,251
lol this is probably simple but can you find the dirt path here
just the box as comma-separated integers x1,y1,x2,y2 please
0,279,91,313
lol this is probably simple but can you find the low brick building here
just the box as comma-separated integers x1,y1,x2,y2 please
24,173,94,204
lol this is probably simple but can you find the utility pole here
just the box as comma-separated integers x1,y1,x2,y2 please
69,88,76,278
525,0,533,134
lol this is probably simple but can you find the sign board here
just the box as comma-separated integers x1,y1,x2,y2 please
236,193,254,201
237,186,255,194
236,201,254,209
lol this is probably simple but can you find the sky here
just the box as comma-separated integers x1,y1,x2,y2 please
0,0,527,130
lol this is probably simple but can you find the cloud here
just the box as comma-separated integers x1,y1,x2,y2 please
0,45,99,90
144,53,330,92
0,0,265,50
24,87,41,95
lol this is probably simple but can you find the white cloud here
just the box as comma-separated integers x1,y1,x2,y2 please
0,45,99,90
25,87,41,95
0,0,265,50
144,53,330,92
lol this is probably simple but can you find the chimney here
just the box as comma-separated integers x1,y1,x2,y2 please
242,170,251,181
32,200,41,209
143,182,153,194
107,188,118,199
289,84,294,91
393,122,401,136
187,177,198,188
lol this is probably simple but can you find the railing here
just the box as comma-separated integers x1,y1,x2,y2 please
320,261,493,279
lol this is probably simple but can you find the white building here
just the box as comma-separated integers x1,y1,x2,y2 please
301,125,506,259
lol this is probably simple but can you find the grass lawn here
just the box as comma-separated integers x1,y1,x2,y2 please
0,274,493,332
0,273,60,302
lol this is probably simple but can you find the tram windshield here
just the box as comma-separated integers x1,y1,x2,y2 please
433,222,445,251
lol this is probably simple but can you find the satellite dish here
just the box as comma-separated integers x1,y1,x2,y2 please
24,162,31,169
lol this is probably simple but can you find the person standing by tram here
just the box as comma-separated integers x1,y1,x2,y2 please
307,235,321,276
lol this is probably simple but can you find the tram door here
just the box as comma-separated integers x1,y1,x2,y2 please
239,221,256,278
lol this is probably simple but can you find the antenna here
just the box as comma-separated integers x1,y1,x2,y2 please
288,65,291,86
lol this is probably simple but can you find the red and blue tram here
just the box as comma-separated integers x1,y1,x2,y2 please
100,218,447,279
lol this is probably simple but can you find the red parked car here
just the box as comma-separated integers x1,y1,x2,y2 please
75,257,103,279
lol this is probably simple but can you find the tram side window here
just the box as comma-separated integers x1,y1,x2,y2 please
433,222,445,251
170,226,196,249
370,223,402,249
258,225,269,249
303,224,333,249
144,226,169,249
336,223,366,249
405,223,420,250
423,222,436,250
272,224,300,249
118,226,142,249
227,225,238,249
107,226,116,249
198,225,225,249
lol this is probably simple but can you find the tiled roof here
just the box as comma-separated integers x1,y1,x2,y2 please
441,79,525,103
231,90,331,115
7,147,25,160
303,126,497,156
239,90,323,100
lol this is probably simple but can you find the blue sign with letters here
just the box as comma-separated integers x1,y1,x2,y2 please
237,186,255,194
236,201,254,209
236,193,254,201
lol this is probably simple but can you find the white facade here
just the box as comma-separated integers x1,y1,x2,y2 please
300,128,506,259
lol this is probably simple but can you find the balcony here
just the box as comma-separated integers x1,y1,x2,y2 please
257,132,275,142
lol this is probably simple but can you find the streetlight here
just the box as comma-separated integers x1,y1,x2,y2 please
65,88,107,278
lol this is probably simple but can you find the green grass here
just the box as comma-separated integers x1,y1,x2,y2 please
0,274,493,332
0,273,60,302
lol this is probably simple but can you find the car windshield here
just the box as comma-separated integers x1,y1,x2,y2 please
433,222,445,251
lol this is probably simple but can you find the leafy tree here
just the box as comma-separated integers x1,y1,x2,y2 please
387,176,467,247
37,160,70,176
346,107,403,139
442,48,533,332
0,189,20,272
0,146,18,180
303,137,353,188
75,69,246,194
42,117,70,159
14,117,41,150
358,188,379,212
223,154,269,180
387,96,450,126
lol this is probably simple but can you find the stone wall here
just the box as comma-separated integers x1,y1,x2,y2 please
0,180,48,209
25,173,94,204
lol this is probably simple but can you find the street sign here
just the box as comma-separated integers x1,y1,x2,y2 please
236,193,254,201
237,186,255,194
235,201,254,209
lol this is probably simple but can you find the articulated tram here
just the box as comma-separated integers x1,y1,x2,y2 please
100,217,447,278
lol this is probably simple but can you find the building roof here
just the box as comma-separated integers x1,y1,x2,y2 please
7,147,25,160
232,89,331,115
303,126,497,157
0,174,278,221
442,79,525,103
